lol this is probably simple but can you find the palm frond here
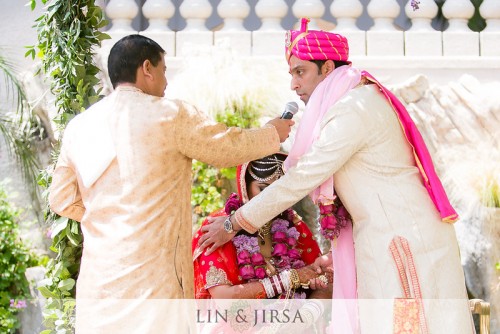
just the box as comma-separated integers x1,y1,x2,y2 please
0,52,42,216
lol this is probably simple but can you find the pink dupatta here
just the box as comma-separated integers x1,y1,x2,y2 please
284,65,458,333
284,65,361,333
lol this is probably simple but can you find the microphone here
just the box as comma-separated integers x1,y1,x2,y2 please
280,101,299,119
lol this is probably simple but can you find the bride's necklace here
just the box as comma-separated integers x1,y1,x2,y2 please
258,221,272,245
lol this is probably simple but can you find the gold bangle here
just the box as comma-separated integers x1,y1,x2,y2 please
289,269,301,289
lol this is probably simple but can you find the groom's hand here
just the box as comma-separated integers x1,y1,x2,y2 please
309,253,334,290
198,216,236,255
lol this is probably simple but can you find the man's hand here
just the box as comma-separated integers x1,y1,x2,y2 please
309,253,334,290
266,117,294,143
198,215,236,255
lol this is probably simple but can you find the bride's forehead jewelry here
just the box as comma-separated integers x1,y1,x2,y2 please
248,157,285,182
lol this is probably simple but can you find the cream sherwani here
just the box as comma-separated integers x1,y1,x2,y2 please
239,85,474,333
49,86,280,333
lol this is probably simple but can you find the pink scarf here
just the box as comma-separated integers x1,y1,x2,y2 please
284,65,458,333
284,65,361,333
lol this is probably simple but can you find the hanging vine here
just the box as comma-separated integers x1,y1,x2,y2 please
26,0,109,332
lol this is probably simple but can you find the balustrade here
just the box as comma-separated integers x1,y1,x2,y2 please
99,0,500,61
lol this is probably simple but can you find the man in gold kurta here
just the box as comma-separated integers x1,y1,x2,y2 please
48,35,293,333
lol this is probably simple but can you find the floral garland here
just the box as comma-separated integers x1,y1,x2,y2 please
224,193,306,299
319,198,351,241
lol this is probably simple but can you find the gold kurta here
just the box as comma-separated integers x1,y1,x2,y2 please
48,86,280,332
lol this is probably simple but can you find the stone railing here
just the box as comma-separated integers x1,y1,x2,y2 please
96,0,500,59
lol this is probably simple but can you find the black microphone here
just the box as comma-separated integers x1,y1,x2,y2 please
280,101,299,119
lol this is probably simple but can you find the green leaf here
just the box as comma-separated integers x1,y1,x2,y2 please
57,278,75,291
38,286,58,299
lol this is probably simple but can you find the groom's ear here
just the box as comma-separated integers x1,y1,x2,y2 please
322,60,335,76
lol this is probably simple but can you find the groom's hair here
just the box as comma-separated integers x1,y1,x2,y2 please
310,60,350,74
108,34,165,88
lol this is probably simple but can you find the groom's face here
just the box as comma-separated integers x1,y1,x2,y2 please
288,55,326,105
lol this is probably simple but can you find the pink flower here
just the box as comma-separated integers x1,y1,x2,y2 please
288,248,301,259
272,231,287,243
237,250,251,265
240,265,255,280
224,193,242,215
254,266,267,279
251,252,265,266
292,260,305,269
272,243,288,257
319,203,334,215
275,256,291,269
320,215,337,230
286,237,297,247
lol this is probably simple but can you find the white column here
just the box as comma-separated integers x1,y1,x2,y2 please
367,0,400,31
217,0,250,31
291,0,325,30
442,0,474,32
179,0,212,31
141,0,175,57
105,0,139,32
442,0,478,56
253,0,288,56
330,0,362,31
366,0,404,56
480,0,500,32
177,0,213,56
255,0,287,31
142,0,174,31
330,0,365,57
404,0,441,56
215,0,252,55
479,0,500,56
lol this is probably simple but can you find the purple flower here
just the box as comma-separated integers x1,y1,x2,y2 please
10,299,15,308
287,237,297,247
411,0,420,11
271,219,289,233
17,300,27,309
240,265,255,280
251,252,265,266
287,227,300,240
272,231,287,243
254,266,267,279
272,243,288,257
233,235,259,253
224,193,242,215
237,250,251,265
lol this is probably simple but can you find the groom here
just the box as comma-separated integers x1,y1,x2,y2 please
199,18,474,333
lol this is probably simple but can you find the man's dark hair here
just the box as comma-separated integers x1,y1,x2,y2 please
311,59,350,75
108,34,165,88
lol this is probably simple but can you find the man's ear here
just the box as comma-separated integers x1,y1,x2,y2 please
141,59,153,80
322,60,335,76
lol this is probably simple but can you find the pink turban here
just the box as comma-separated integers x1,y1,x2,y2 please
285,18,350,63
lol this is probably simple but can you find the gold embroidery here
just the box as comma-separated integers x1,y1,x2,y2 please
205,264,232,289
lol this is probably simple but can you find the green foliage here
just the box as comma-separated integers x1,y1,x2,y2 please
0,52,43,214
479,174,500,208
26,0,110,128
27,1,108,333
0,184,40,333
191,103,261,226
